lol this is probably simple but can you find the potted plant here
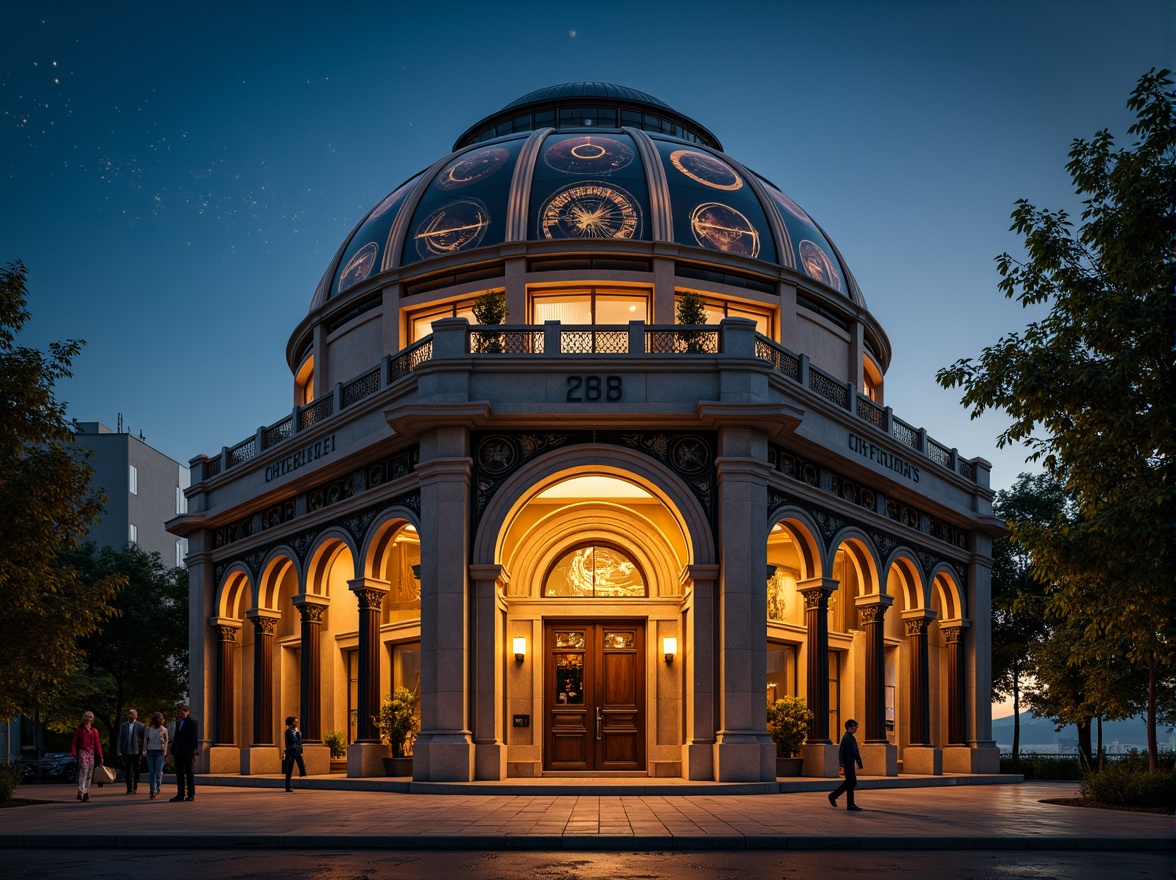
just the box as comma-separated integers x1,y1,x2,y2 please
375,687,420,776
323,729,347,770
767,695,812,776
471,291,508,353
675,289,709,353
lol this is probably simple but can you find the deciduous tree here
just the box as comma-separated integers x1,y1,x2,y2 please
937,70,1175,768
0,261,120,719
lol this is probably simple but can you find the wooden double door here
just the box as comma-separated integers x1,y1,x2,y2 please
544,620,645,771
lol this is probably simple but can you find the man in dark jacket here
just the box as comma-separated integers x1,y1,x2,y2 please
116,708,146,794
828,718,864,811
169,702,199,802
283,715,306,792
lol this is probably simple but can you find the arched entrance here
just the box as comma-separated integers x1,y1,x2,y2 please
486,463,703,778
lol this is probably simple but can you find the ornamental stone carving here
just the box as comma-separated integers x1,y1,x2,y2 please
296,603,326,624
251,616,278,636
904,617,929,637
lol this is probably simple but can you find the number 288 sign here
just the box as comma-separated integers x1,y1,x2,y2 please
565,375,622,402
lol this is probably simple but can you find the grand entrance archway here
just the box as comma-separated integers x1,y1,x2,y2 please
544,619,646,772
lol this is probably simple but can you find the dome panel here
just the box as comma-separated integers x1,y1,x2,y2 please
331,174,421,298
528,132,652,243
401,139,526,267
652,138,778,264
503,82,672,112
757,179,847,295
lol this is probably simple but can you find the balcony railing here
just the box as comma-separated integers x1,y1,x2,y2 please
196,322,981,486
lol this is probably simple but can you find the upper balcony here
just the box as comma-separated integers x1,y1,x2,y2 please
191,319,987,489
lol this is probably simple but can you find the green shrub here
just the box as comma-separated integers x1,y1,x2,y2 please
323,730,346,759
1080,763,1176,809
999,755,1084,780
766,696,812,757
0,763,22,803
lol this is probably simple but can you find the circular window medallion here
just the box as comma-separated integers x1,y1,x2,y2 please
543,135,635,174
690,202,760,257
670,437,710,474
413,199,491,258
670,149,743,190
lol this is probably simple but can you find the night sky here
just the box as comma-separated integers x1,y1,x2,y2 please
2,1,1170,491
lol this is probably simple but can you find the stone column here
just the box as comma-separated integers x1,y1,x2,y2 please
856,595,897,776
414,441,475,782
798,577,840,777
293,597,328,740
902,610,941,775
346,577,389,778
469,563,507,780
943,624,968,745
712,444,774,782
294,595,331,776
241,610,281,775
683,564,719,780
206,618,242,774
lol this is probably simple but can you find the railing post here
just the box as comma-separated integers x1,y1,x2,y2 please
798,353,810,389
380,354,392,389
254,426,266,452
844,381,856,411
916,427,928,454
290,406,302,436
219,447,230,472
883,406,894,435
544,320,562,356
332,382,343,416
628,320,645,354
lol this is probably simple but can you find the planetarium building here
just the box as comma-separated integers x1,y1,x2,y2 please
169,83,1002,784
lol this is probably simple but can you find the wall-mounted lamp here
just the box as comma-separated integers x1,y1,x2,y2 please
663,637,677,665
513,636,527,664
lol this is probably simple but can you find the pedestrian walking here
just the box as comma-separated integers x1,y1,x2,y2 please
144,711,169,799
828,718,864,811
283,715,306,791
116,708,146,793
168,702,199,801
70,711,104,803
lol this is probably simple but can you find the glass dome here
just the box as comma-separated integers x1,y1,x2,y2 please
310,83,864,312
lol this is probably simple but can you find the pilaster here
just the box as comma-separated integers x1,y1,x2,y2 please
798,577,838,744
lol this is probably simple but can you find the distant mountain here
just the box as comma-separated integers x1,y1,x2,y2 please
992,711,1175,753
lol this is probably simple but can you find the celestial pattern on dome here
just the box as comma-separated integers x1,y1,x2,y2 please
654,137,777,265
317,91,863,307
760,180,846,293
331,175,419,297
401,139,525,267
529,132,650,242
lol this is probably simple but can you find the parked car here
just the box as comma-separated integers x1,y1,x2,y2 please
19,752,78,784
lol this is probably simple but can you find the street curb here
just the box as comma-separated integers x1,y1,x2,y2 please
0,833,1170,852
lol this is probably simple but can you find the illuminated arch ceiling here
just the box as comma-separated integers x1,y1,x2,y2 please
310,82,864,310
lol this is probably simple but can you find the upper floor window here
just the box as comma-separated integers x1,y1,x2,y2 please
128,465,138,495
674,290,773,337
295,354,315,406
530,286,649,325
128,524,138,545
863,355,883,403
406,295,488,344
543,544,647,598
176,486,188,515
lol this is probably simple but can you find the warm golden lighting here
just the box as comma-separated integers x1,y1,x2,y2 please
513,636,527,664
663,636,677,664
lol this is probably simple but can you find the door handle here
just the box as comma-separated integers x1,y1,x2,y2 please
595,706,603,740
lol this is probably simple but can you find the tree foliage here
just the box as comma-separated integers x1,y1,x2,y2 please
990,473,1066,757
0,261,120,719
937,70,1175,768
45,544,189,742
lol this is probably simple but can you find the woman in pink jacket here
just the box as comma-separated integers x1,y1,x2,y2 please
71,711,104,802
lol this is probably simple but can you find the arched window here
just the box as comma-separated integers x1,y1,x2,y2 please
542,544,646,598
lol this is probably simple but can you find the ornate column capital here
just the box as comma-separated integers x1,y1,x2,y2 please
901,609,938,637
245,610,280,632
208,617,242,641
348,577,389,613
855,593,894,624
942,625,967,645
295,602,327,625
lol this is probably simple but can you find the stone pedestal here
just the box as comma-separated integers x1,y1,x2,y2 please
206,745,240,774
713,735,775,782
684,742,715,780
474,741,506,780
301,743,330,776
902,745,942,775
413,734,474,781
861,742,898,776
801,742,840,777
347,742,388,778
240,745,281,775
943,745,1001,774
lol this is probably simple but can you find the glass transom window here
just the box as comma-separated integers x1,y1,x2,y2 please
543,544,646,598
